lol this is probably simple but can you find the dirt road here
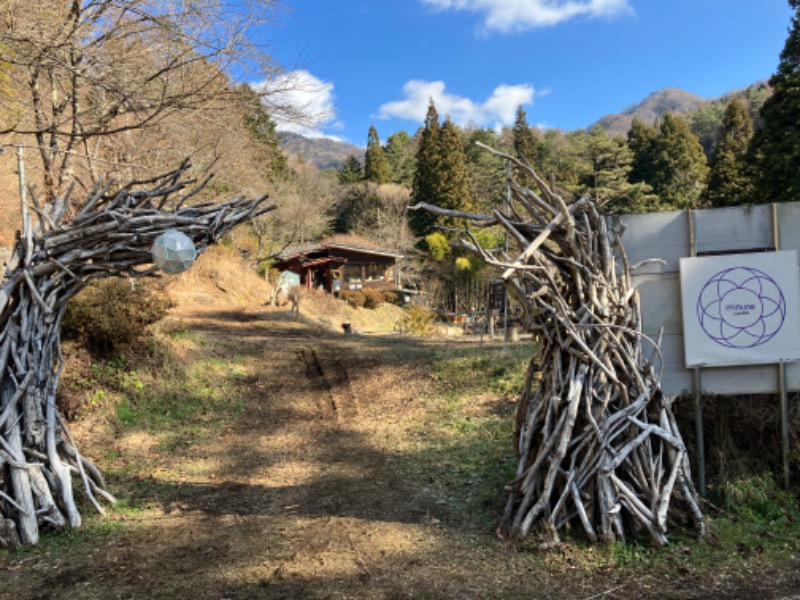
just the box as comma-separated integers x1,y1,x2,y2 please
2,307,800,599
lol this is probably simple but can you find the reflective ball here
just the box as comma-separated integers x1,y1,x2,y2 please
151,230,197,274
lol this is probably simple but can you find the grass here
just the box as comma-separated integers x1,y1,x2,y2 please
6,314,800,597
394,342,535,528
378,337,800,576
112,350,248,432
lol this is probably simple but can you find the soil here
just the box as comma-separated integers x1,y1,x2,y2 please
2,301,800,599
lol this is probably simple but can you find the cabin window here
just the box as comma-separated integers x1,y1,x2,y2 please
366,264,384,282
344,265,362,283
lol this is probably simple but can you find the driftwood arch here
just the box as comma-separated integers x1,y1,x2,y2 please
0,164,273,547
414,143,705,546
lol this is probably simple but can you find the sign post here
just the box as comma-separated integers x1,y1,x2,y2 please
679,251,800,368
680,249,800,489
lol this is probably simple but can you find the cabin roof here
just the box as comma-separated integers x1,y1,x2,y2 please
276,234,403,263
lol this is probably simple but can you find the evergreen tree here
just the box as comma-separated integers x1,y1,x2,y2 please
750,0,800,203
409,100,443,239
435,117,474,226
650,113,709,210
384,130,416,186
331,183,381,233
462,127,506,213
337,155,363,184
706,98,754,207
512,105,542,187
363,125,390,184
627,117,659,187
689,102,727,160
571,127,654,213
240,86,288,181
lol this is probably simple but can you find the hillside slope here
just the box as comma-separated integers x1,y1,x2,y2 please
593,87,709,136
279,132,364,171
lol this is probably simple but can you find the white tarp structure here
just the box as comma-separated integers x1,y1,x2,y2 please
613,202,800,396
612,202,800,490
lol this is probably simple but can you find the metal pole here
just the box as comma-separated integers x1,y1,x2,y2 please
772,202,791,488
688,208,706,496
694,367,706,497
780,362,791,488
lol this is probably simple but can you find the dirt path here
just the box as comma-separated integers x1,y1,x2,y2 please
3,306,800,599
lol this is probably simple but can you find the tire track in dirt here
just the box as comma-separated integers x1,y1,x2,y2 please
296,348,357,422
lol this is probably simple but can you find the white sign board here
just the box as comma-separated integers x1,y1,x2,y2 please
679,251,800,368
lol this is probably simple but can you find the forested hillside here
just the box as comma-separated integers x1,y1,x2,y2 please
0,0,798,313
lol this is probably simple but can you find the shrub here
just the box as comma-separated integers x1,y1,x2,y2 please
340,290,366,308
362,288,384,309
383,291,398,304
398,305,436,336
63,278,173,357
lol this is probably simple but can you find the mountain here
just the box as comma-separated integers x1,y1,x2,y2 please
593,88,709,137
279,132,363,171
283,85,766,168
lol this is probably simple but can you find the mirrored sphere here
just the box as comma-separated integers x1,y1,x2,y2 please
152,230,197,274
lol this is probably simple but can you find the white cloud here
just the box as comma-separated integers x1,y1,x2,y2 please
376,80,535,127
421,0,634,33
256,70,340,138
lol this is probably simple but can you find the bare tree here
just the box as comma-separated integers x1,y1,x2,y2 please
251,157,338,259
0,0,304,199
374,183,412,253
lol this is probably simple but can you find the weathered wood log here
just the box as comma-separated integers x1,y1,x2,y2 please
0,165,274,546
412,142,704,546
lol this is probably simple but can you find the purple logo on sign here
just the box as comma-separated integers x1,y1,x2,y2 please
697,266,786,349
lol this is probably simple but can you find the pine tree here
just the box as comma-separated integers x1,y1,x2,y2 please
410,100,443,239
337,155,363,184
571,126,654,213
364,125,390,184
650,113,709,210
706,98,754,207
240,86,288,181
331,183,381,233
462,127,506,213
750,0,800,203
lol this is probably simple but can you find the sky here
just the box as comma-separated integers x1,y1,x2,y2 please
256,0,794,146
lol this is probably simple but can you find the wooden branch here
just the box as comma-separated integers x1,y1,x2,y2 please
417,144,704,546
0,163,275,547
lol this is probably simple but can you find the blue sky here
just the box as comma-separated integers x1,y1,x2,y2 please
258,0,794,146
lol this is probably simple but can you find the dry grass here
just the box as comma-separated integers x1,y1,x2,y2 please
165,244,272,308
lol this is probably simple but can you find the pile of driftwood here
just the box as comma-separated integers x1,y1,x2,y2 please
0,164,273,547
414,144,705,546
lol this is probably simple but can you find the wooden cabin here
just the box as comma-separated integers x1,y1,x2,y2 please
273,234,403,295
